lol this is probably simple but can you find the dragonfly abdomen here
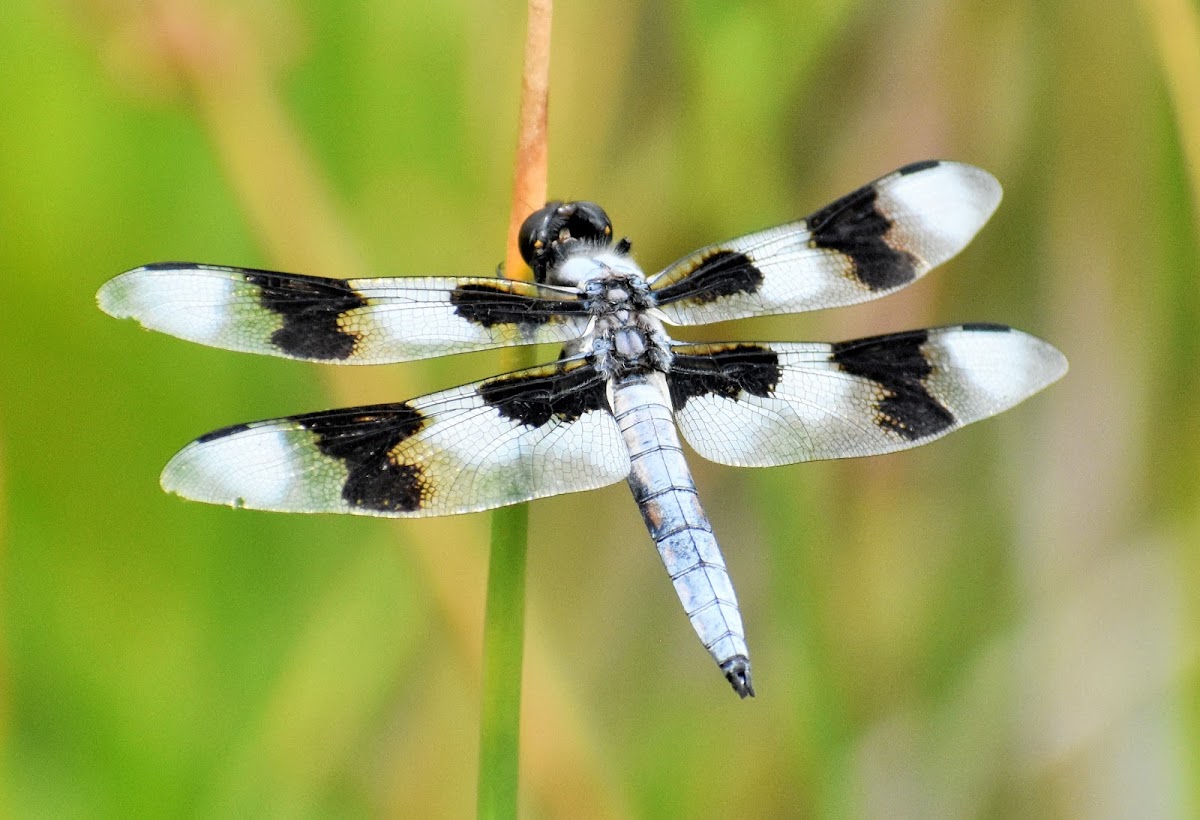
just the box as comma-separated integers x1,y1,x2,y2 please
611,373,754,697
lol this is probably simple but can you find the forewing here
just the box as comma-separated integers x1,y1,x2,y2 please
98,263,588,364
160,359,630,516
668,325,1067,467
649,161,1002,325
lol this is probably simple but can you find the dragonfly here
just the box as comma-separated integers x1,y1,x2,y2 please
98,160,1067,698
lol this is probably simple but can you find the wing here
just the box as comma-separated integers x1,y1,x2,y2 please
160,358,630,516
98,263,589,364
667,324,1067,467
648,160,1002,325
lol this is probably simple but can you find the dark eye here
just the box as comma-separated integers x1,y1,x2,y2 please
517,200,614,281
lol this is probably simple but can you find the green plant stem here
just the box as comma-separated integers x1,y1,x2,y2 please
477,493,531,817
477,344,538,820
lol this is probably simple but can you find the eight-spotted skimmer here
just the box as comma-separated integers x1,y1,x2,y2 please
98,160,1067,698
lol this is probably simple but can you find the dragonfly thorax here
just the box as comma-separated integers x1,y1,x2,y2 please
588,295,672,380
547,256,671,379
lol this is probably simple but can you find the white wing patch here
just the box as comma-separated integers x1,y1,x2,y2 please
163,425,351,512
99,265,250,345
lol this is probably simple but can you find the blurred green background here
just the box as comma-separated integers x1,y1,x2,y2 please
2,0,1198,816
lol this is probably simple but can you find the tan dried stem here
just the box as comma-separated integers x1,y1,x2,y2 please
504,0,553,282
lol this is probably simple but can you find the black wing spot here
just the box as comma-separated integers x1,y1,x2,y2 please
668,345,781,411
960,322,1010,333
807,183,918,292
292,404,428,512
653,250,765,307
478,363,608,428
449,281,583,328
244,271,367,360
830,330,955,440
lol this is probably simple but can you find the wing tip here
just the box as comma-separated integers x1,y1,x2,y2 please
965,323,1069,384
97,263,243,344
895,158,1003,221
95,270,137,319
1028,334,1070,389
98,262,211,302
158,428,281,511
158,440,219,504
96,265,194,319
903,159,1003,205
937,323,1069,409
159,442,297,514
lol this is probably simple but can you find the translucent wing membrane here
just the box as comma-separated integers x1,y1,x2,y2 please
668,324,1067,467
161,359,631,516
98,263,588,364
649,161,1002,325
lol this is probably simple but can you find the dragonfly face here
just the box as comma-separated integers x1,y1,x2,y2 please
98,161,1067,697
518,199,614,282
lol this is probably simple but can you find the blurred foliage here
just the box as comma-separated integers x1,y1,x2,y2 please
1,0,1198,816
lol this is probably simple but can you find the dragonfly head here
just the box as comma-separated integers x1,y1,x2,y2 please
518,200,614,282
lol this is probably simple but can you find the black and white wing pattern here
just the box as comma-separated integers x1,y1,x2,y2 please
98,156,1069,699
98,263,589,364
649,160,1001,325
667,324,1067,467
160,358,630,516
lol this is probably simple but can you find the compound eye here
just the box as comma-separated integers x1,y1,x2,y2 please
517,200,563,267
566,201,612,244
516,200,615,281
